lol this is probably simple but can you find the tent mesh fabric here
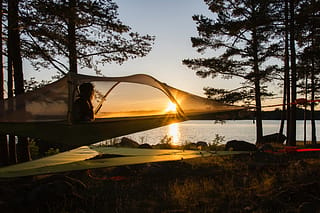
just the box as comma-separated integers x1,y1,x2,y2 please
0,76,69,122
0,73,244,147
0,73,242,123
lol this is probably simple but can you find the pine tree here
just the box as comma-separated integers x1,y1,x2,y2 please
19,0,154,74
8,0,31,162
0,0,9,166
183,0,280,143
1,0,155,163
296,0,320,144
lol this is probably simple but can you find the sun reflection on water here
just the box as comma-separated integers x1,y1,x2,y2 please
168,123,180,145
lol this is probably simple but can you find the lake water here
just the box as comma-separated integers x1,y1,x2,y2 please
119,120,320,145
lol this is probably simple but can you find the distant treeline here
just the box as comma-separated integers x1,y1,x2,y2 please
236,108,320,120
202,108,320,121
261,108,320,120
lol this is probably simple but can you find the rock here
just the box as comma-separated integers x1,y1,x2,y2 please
258,143,274,152
259,133,286,144
139,143,152,149
117,137,139,148
154,143,173,149
225,140,257,151
196,141,208,148
183,143,197,150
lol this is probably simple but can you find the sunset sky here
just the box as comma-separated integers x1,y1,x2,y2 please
23,0,242,97
102,0,244,97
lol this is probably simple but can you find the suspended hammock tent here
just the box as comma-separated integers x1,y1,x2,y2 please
0,73,243,149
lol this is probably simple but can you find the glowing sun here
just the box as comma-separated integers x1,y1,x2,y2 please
165,102,177,113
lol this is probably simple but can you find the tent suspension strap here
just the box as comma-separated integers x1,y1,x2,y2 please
94,81,120,114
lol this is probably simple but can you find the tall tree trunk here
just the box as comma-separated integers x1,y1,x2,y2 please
8,0,30,162
285,0,291,145
68,0,77,73
279,2,289,140
0,0,9,166
9,0,24,95
288,0,296,146
304,69,307,145
252,28,263,144
283,0,291,145
310,49,316,144
254,79,263,144
7,57,16,164
310,2,317,145
278,68,287,140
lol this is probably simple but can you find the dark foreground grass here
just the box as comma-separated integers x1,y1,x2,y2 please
1,151,320,213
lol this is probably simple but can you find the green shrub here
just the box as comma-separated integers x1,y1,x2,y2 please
45,148,60,156
29,139,40,159
209,134,225,151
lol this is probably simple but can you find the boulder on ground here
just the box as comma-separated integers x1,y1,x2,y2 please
183,143,197,150
259,133,286,144
153,143,173,149
196,141,208,149
225,140,257,151
117,137,139,148
139,143,152,149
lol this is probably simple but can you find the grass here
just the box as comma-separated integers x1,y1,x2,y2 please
1,150,320,212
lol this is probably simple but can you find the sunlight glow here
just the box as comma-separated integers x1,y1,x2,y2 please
168,123,180,145
165,101,177,113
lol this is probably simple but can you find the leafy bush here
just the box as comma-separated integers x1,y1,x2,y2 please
209,134,225,151
29,139,40,159
45,148,60,156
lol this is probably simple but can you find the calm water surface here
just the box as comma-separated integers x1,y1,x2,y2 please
122,120,320,145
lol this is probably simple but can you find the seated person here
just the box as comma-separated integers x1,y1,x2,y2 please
72,82,95,122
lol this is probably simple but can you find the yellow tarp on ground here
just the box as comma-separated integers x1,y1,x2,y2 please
0,147,208,178
0,146,249,178
0,146,98,177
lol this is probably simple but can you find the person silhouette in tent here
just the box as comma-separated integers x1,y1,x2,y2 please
73,82,95,123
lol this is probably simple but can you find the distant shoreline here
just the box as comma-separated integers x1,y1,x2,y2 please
238,108,320,120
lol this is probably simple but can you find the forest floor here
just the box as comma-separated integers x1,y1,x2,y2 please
1,149,320,213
